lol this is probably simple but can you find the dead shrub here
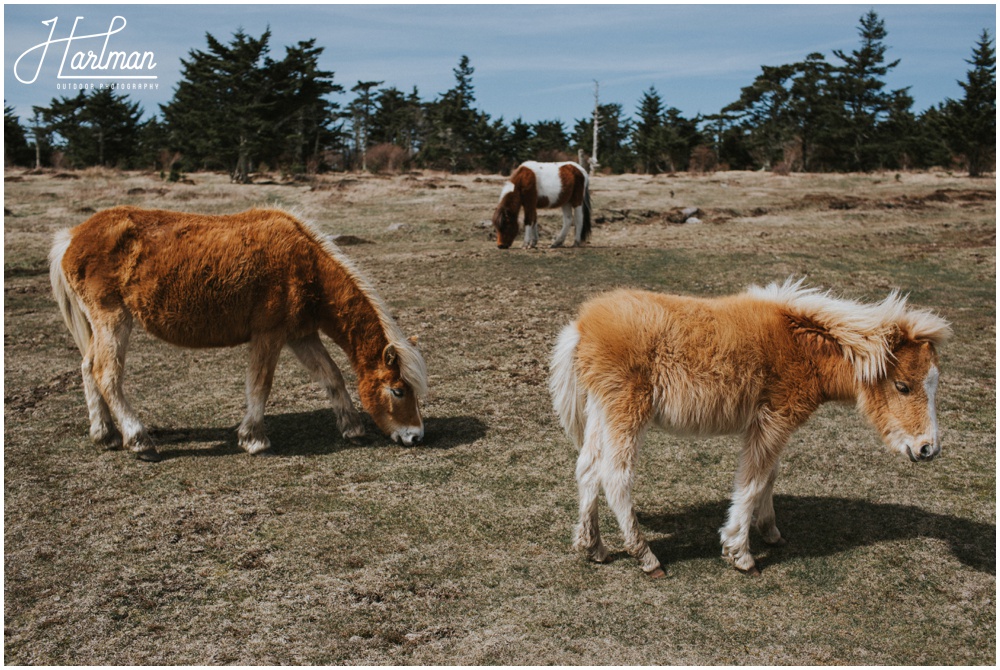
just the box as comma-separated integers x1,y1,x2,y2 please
772,161,792,176
688,145,718,174
535,150,575,163
366,144,410,174
775,140,802,174
50,151,67,170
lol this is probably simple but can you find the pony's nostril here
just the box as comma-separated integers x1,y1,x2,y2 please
919,443,933,459
411,434,422,445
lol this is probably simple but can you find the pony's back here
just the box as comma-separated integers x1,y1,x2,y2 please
60,207,330,348
570,288,787,436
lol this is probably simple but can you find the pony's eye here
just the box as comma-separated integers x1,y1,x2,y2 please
390,387,405,399
894,381,911,395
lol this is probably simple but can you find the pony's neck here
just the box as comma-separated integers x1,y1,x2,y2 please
817,353,860,403
502,189,520,213
318,256,388,375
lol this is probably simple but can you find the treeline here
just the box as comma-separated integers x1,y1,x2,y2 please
4,11,995,178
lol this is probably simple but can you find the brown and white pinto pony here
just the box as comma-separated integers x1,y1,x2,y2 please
492,160,591,249
549,278,951,577
50,206,428,461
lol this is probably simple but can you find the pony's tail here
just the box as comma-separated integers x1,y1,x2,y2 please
549,322,586,449
49,229,92,356
580,182,592,242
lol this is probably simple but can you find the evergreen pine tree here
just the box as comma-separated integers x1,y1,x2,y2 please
34,89,143,168
274,39,343,173
633,86,669,173
162,29,340,180
722,64,795,169
530,120,569,157
348,80,384,171
943,29,996,177
4,104,35,167
421,55,487,171
787,53,837,171
163,28,274,181
507,117,533,166
370,86,421,155
831,10,907,170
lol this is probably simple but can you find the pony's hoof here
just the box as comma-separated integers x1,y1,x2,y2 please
764,536,787,547
93,431,123,451
134,449,161,463
736,564,761,577
341,422,365,440
240,435,272,455
550,241,564,249
647,567,667,579
589,545,610,564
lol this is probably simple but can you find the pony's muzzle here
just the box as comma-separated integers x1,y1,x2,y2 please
393,426,424,446
908,441,940,462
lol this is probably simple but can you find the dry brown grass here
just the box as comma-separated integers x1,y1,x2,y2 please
4,167,995,664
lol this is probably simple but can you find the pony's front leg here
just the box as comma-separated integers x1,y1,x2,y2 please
523,222,539,249
288,333,364,439
720,427,787,574
523,204,538,248
238,333,284,455
753,460,786,546
90,316,157,461
551,205,573,248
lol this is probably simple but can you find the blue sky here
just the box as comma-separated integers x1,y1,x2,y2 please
4,3,996,127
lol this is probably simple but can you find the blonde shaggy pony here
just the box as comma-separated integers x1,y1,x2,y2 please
550,278,950,576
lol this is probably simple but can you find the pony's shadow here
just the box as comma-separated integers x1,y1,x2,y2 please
638,495,995,574
151,411,487,459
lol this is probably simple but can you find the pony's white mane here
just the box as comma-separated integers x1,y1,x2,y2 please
748,277,951,382
296,215,428,399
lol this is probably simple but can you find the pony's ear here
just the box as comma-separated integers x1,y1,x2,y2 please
885,324,907,352
785,313,842,356
383,344,398,367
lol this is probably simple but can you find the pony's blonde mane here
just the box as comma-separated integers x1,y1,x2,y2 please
748,277,951,382
291,213,428,399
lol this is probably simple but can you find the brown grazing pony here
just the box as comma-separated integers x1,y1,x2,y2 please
50,206,428,461
549,279,951,577
492,160,591,249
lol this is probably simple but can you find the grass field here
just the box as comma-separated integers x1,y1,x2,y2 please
4,166,995,664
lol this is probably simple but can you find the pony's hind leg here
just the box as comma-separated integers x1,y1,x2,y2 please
288,333,364,439
594,406,663,577
238,332,284,454
573,413,609,563
81,354,121,450
551,205,574,248
89,315,158,461
572,204,585,246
